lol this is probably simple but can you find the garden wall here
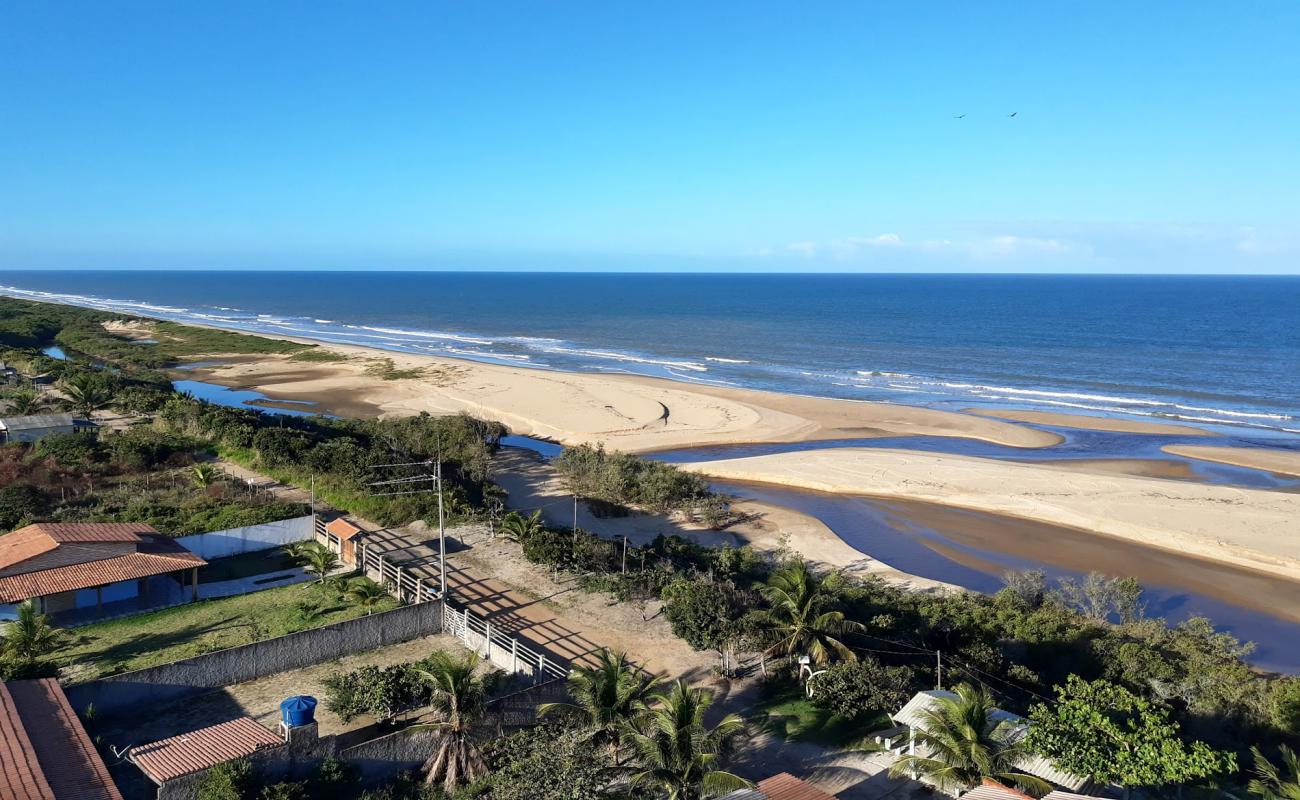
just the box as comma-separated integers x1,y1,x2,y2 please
66,600,443,717
175,514,315,560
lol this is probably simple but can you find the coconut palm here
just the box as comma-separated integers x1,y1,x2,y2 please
3,389,48,416
1249,745,1300,800
302,542,341,583
1,601,62,666
889,683,1051,796
539,648,664,763
344,578,389,615
58,374,115,416
415,651,488,792
499,509,543,543
758,559,864,664
191,463,221,488
625,680,751,800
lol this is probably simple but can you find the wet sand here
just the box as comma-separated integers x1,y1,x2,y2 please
885,497,1300,623
1163,445,1300,479
683,447,1300,582
968,408,1220,436
1033,457,1196,480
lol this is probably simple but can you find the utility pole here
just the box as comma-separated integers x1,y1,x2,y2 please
437,455,446,598
936,650,943,690
622,535,628,574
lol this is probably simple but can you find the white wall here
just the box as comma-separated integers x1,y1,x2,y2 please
175,515,315,560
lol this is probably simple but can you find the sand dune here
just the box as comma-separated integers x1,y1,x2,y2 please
1164,445,1300,478
187,343,1061,451
681,448,1300,581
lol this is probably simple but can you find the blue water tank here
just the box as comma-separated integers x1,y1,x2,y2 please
280,695,318,728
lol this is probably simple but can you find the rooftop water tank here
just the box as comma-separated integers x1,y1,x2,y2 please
280,695,318,728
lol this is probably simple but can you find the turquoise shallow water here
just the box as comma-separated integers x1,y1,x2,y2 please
3,271,1299,441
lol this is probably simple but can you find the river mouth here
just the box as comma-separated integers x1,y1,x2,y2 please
505,433,1300,672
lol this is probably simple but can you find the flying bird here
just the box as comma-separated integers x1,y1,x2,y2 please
1008,112,1018,117
953,114,966,119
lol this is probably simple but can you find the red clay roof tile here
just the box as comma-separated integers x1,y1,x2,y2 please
130,717,284,783
0,680,123,800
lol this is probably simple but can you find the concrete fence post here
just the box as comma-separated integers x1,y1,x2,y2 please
484,620,492,660
511,639,518,673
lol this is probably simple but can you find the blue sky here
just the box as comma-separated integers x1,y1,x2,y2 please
1,1,1297,273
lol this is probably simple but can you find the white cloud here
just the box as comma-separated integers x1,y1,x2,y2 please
773,232,1088,262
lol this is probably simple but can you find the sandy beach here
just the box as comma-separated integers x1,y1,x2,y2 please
182,342,1062,451
679,447,1300,581
968,408,1220,436
1163,445,1300,479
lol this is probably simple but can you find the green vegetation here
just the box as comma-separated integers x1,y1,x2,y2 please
1026,675,1235,792
414,651,492,792
0,431,306,535
157,394,505,527
753,690,887,747
889,682,1052,796
196,756,359,800
539,648,663,763
553,443,729,524
0,296,307,369
55,580,397,682
0,602,64,679
365,357,425,380
807,656,914,723
624,679,751,799
288,348,349,363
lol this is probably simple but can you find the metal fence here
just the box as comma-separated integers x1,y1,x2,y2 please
443,604,570,684
316,518,439,604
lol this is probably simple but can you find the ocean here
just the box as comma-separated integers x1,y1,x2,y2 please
2,271,1299,440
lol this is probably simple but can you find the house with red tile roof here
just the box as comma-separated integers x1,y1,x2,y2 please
721,772,839,799
0,678,124,800
0,523,206,621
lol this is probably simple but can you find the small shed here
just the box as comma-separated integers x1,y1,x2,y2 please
323,518,366,565
0,412,78,443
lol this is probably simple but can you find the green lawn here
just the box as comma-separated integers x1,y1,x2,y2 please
198,546,301,583
751,691,890,747
55,581,398,683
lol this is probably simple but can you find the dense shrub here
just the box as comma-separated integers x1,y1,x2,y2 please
553,443,721,518
0,483,51,530
808,657,915,721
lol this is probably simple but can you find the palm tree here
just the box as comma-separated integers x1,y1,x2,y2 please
302,542,341,583
758,559,863,664
415,651,488,792
4,389,48,416
191,463,221,488
889,683,1051,796
1249,745,1300,800
625,680,751,800
539,648,663,763
1,601,62,665
58,374,115,417
344,578,389,615
499,509,543,543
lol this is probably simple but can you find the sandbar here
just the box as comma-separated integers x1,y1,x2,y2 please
968,408,1218,436
1163,445,1300,479
681,447,1300,582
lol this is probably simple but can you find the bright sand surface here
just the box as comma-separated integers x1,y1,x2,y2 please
968,408,1220,436
185,343,1062,451
680,448,1300,582
1163,445,1300,479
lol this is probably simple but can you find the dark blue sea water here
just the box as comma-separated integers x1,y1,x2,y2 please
3,271,1299,439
